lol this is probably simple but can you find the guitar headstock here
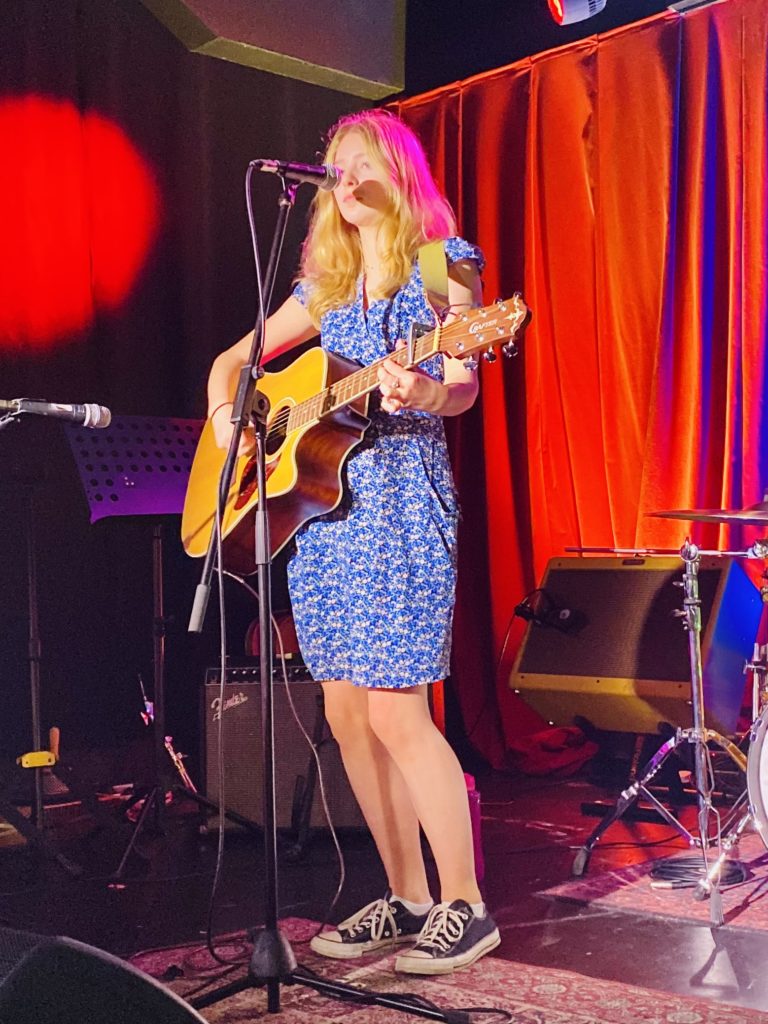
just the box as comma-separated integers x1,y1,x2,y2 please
440,294,530,366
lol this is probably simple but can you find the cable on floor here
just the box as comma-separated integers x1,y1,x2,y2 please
649,854,748,889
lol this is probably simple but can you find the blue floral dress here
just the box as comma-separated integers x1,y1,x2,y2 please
287,236,484,688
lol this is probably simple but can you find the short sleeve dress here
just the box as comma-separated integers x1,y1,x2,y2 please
287,236,484,689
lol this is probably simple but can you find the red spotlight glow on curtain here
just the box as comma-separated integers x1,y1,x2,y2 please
0,95,160,351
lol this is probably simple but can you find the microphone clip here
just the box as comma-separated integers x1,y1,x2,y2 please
514,589,576,633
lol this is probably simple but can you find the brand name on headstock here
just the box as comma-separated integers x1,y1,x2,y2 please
468,318,501,335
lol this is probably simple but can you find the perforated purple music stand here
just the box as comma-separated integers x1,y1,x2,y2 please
64,415,204,874
64,415,204,522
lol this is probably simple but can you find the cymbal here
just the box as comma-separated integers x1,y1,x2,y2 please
648,500,768,526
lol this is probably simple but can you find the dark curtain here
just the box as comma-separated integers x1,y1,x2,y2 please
0,0,366,762
394,0,768,766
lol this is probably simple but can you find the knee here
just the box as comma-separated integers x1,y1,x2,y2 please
322,688,370,749
367,700,428,755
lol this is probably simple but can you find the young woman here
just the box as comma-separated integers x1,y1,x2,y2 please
206,109,499,974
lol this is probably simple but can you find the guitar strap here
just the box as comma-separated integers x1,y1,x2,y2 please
418,240,449,319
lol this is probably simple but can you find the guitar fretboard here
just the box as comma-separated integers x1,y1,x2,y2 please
286,325,444,431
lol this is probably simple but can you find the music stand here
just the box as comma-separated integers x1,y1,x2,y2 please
65,415,204,873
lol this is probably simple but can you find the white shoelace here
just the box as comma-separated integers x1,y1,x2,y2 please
340,898,396,941
416,904,468,952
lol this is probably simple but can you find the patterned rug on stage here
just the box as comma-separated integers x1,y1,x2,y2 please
130,918,768,1022
542,832,768,934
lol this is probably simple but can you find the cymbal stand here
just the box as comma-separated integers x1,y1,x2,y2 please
572,541,747,925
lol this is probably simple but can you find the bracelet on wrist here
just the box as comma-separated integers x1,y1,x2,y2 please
209,401,233,419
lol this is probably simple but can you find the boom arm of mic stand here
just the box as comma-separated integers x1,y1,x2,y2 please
188,178,298,635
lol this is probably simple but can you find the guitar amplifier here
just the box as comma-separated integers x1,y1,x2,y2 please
510,556,761,735
202,667,366,831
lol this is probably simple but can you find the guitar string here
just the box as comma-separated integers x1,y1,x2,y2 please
261,342,431,439
265,313,471,436
247,303,520,441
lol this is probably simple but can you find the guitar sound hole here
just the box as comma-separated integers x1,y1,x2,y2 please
265,415,287,457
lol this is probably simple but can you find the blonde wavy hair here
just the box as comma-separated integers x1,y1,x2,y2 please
299,109,456,326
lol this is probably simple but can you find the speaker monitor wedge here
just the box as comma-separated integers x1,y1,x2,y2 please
0,926,204,1024
202,667,366,831
510,556,762,735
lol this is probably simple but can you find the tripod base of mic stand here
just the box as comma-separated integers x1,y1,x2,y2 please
191,927,474,1023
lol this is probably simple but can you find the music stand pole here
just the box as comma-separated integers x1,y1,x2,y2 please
110,522,171,877
151,522,167,831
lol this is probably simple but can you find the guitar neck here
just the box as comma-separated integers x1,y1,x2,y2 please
288,327,443,431
285,294,528,432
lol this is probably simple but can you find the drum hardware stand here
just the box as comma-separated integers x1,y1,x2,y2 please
747,556,768,722
572,541,748,925
693,620,768,901
186,168,466,1023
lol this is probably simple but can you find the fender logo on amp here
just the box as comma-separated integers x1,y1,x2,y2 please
211,692,249,720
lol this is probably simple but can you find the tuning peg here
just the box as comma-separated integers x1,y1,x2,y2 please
482,349,497,363
464,356,479,372
502,341,519,358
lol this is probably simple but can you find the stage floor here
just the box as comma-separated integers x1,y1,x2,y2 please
2,763,768,1014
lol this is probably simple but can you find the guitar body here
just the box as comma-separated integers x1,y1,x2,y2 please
182,346,370,574
182,295,529,575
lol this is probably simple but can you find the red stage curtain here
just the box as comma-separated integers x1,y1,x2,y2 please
392,0,768,767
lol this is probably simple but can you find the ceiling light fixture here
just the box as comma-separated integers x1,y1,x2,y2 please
546,0,608,24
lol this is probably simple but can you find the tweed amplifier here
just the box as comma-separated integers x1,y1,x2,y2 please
510,556,761,734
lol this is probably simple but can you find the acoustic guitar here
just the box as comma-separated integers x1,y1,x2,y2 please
181,294,529,575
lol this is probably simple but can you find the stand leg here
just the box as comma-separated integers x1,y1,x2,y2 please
176,786,263,835
112,787,158,880
694,802,753,902
572,733,688,876
0,790,82,877
191,961,476,1022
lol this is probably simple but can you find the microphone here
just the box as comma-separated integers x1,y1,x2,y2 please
252,159,341,192
0,398,112,428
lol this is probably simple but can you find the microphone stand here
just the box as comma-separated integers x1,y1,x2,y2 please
188,170,298,1013
188,173,466,1022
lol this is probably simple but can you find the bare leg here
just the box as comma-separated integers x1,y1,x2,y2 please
368,686,481,905
321,679,431,904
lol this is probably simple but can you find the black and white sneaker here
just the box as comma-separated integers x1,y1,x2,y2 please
310,896,433,960
395,900,500,975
